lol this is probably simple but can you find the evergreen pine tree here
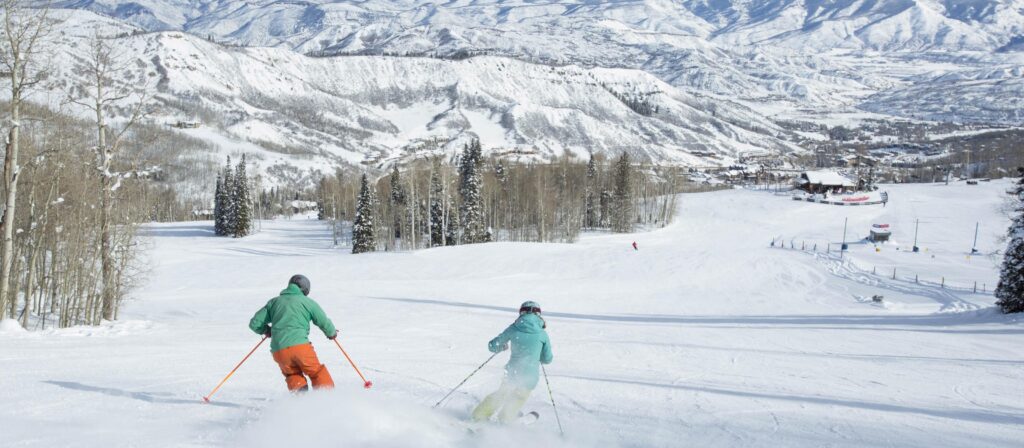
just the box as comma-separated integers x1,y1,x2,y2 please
221,157,237,237
213,173,226,235
390,165,406,205
494,160,507,186
233,154,252,237
458,139,486,243
445,191,460,246
429,161,446,247
864,167,876,191
389,165,406,241
599,190,612,228
611,153,633,233
352,174,377,254
316,177,328,221
494,159,511,235
996,168,1024,313
585,154,598,228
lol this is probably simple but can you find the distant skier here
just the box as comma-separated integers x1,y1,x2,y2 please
471,301,553,423
249,275,337,392
632,241,638,251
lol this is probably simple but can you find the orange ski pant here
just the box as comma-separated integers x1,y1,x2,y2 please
271,342,335,391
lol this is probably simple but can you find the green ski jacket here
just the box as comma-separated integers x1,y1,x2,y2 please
249,283,336,352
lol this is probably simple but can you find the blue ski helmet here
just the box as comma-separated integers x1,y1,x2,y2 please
519,301,541,315
289,274,311,296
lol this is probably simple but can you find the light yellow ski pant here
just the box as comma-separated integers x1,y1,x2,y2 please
471,381,532,423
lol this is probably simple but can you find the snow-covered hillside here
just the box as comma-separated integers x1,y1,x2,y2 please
686,0,1024,51
51,10,802,171
860,61,1024,124
1,181,1020,447
53,1,1024,127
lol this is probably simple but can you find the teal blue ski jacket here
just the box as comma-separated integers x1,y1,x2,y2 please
488,313,553,389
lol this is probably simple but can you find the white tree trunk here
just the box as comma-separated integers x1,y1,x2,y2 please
0,69,21,318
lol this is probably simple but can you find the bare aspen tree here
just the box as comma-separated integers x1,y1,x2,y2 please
69,29,149,321
0,0,50,318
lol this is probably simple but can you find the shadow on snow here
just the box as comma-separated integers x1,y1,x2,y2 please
42,380,247,409
596,340,1024,366
364,296,1023,335
138,225,215,238
560,375,1024,426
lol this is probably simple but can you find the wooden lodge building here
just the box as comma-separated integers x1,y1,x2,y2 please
796,170,857,194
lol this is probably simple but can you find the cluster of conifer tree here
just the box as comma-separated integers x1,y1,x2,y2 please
996,167,1024,314
213,155,253,238
318,140,681,253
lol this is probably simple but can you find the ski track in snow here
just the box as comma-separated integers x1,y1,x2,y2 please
816,253,981,313
1,181,1023,447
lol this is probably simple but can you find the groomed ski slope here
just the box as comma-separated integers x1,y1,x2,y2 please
1,181,1022,447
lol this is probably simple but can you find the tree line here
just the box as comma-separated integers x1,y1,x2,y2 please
317,140,683,253
0,2,203,328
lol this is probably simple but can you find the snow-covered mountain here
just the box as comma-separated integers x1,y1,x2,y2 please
53,11,799,175
860,62,1024,124
43,1,1024,175
60,1,1024,53
56,1,1023,124
685,0,1024,51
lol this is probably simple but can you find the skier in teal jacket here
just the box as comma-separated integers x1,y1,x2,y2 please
471,301,553,423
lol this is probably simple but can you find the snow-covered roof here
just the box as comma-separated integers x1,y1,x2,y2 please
801,170,855,187
289,200,318,208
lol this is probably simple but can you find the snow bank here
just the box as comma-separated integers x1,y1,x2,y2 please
238,390,600,448
0,318,25,334
57,320,156,337
29,320,157,338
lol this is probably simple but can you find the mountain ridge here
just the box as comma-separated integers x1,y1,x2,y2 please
52,9,801,181
32,1,1024,186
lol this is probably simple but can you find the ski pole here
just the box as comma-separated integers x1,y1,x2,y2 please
433,351,499,408
542,365,564,436
203,335,267,403
334,338,373,389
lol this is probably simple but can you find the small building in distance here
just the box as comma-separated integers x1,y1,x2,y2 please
796,170,857,194
172,120,201,129
289,200,319,215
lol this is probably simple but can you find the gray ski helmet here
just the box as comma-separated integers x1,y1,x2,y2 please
289,275,311,296
519,301,541,314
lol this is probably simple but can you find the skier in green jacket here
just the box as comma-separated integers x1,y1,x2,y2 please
471,301,553,423
249,275,337,391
